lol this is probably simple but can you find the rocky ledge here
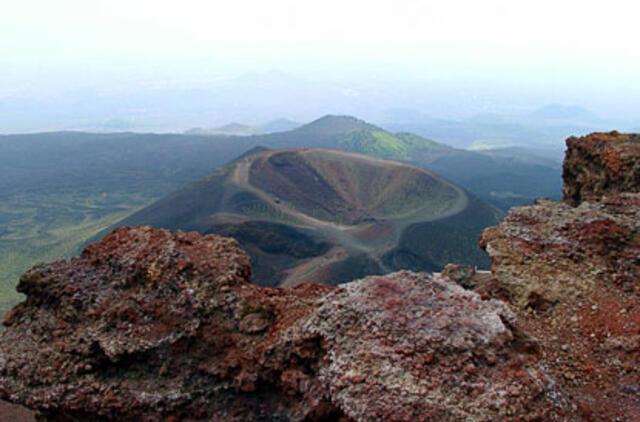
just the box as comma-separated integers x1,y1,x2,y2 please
1,131,640,421
479,132,640,420
0,227,551,421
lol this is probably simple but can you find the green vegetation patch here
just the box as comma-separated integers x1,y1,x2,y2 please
338,129,409,158
0,192,153,315
394,132,451,152
338,130,451,160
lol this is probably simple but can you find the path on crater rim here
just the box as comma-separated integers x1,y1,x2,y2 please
230,149,469,261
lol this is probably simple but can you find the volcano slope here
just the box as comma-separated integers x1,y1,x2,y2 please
119,148,501,286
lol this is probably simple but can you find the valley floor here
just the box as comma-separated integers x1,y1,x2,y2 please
0,192,154,314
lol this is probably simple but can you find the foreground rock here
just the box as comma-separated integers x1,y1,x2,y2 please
0,227,553,421
480,132,640,420
481,195,640,309
563,131,640,206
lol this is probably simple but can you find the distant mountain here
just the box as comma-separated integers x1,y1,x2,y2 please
383,118,548,149
296,115,372,134
260,118,300,133
528,104,599,122
283,115,449,158
382,105,610,149
185,122,261,136
118,148,501,286
464,113,513,125
185,118,301,136
214,122,261,135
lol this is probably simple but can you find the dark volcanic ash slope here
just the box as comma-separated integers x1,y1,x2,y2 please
119,148,501,286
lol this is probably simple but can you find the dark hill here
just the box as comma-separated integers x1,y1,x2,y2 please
260,118,301,133
529,104,599,122
295,115,374,134
119,148,501,286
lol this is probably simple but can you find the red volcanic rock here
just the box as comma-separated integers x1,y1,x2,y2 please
481,195,640,309
0,227,555,421
481,132,640,420
563,131,640,206
306,273,548,421
481,195,640,420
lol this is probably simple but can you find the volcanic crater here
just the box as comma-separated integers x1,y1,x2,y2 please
119,148,499,286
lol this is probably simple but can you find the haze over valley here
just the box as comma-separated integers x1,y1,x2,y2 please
1,68,634,154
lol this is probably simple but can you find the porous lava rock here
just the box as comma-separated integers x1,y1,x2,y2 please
480,132,640,420
481,195,640,309
563,131,640,206
0,227,553,421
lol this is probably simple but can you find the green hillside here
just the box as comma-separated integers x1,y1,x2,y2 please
294,115,448,159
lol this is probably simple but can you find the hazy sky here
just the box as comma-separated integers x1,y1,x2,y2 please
2,0,639,122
